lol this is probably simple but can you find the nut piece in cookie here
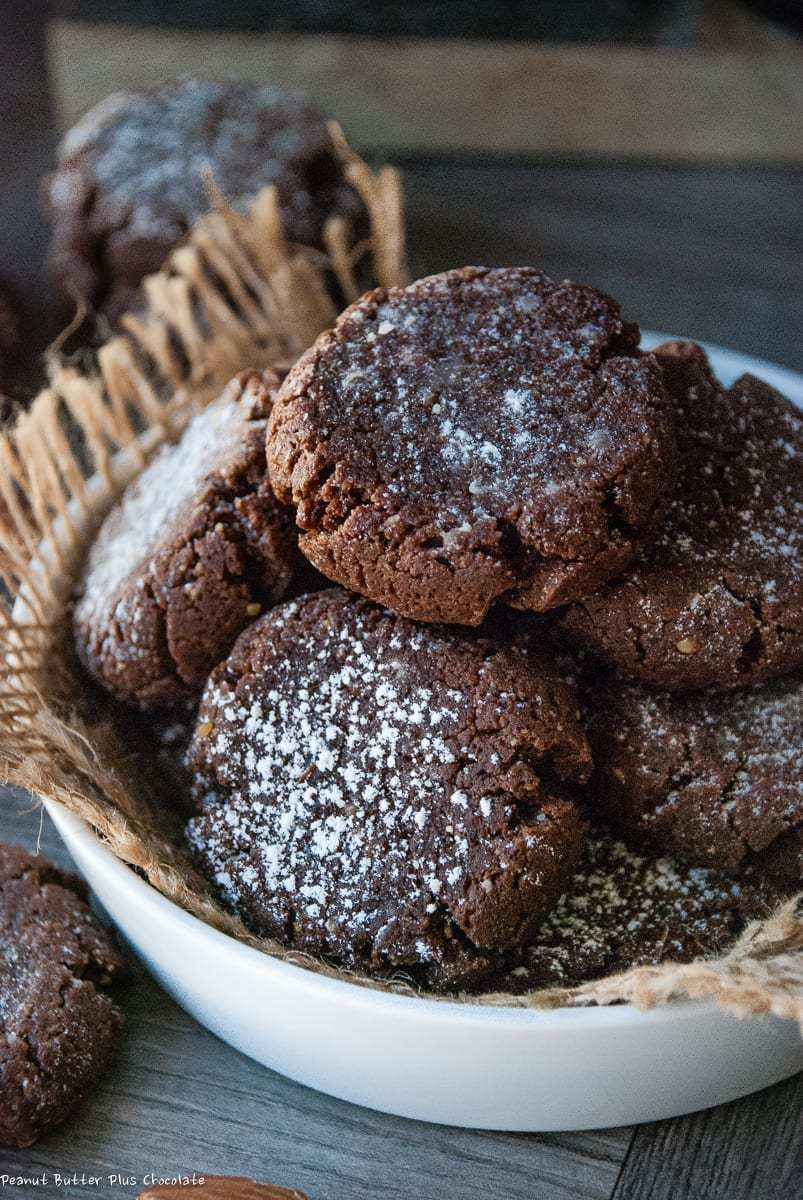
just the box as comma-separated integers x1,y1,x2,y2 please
73,370,296,709
0,843,123,1147
186,588,591,990
267,266,675,625
585,673,803,871
562,341,803,689
45,79,367,317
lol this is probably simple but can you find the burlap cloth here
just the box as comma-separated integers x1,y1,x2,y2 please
0,137,800,1026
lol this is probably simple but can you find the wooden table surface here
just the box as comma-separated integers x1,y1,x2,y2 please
0,10,801,1199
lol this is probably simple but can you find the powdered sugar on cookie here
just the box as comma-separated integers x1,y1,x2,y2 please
268,266,675,623
186,589,590,988
587,672,803,869
563,343,803,689
73,371,295,708
500,834,788,991
78,389,241,625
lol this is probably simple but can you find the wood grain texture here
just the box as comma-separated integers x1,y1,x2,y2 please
48,0,700,45
47,21,803,162
0,803,631,1200
611,1070,802,1200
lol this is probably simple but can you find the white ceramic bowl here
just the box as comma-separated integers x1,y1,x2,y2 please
37,335,803,1130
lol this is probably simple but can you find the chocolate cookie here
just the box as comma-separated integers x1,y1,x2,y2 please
0,843,123,1147
584,672,803,871
46,79,366,316
186,588,591,989
497,830,798,993
267,266,675,625
74,370,295,708
562,342,803,688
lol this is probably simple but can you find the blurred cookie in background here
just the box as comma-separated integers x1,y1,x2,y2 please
45,78,368,318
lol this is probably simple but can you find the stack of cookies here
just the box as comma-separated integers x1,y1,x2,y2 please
73,264,802,993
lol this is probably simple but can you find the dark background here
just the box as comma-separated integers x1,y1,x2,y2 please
50,1,701,42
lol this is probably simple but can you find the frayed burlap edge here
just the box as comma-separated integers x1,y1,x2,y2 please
0,148,801,1026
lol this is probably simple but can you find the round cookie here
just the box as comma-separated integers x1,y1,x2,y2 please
74,369,296,709
498,830,798,993
584,672,803,871
0,843,123,1147
46,79,366,316
186,588,591,990
562,341,803,689
267,266,675,625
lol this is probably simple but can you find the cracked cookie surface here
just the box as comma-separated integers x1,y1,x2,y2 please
562,341,803,688
585,673,803,870
73,370,296,709
267,266,675,625
497,828,800,991
46,79,366,317
0,843,123,1147
186,588,590,990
